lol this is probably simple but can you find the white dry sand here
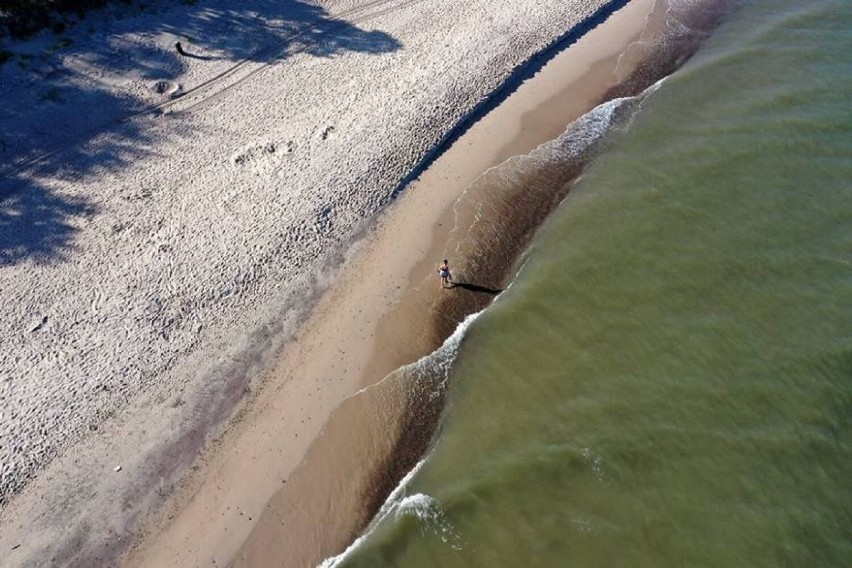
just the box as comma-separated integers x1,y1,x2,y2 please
0,0,611,564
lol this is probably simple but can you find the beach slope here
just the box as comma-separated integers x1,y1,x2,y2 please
0,0,616,565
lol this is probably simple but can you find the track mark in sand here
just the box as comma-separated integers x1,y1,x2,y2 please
315,204,337,234
163,0,427,116
29,316,49,333
1,0,426,189
152,80,184,99
231,140,295,173
155,0,416,114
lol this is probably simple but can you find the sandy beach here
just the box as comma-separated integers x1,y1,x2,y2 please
124,0,676,566
0,0,715,565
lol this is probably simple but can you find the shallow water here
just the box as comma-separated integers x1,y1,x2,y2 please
335,0,852,565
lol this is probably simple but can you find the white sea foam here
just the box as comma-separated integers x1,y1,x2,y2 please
317,310,484,567
345,308,484,406
319,470,464,567
395,493,464,549
319,71,676,568
406,309,483,381
317,459,427,567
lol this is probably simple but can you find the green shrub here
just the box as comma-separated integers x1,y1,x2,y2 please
42,86,64,102
1,0,111,38
16,53,33,68
48,36,73,52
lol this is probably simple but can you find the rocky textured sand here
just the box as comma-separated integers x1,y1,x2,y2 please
0,0,611,564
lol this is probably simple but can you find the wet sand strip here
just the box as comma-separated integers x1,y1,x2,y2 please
228,1,742,567
125,2,739,567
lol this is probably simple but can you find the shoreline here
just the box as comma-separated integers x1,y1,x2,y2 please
2,2,620,566
0,0,739,565
235,0,739,565
124,1,677,566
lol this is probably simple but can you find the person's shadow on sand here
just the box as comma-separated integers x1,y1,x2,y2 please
449,282,502,295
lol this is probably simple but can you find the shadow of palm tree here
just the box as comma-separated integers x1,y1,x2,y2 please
0,0,402,266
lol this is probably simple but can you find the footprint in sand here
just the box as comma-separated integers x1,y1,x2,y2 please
231,140,295,173
152,80,183,99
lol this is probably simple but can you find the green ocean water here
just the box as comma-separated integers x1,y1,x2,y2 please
337,0,852,565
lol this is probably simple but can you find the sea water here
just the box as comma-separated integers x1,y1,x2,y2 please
334,0,852,565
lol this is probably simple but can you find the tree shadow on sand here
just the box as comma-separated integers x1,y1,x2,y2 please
72,0,404,74
163,0,404,60
0,180,97,266
0,0,402,266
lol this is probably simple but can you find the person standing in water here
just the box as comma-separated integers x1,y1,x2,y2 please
438,259,453,289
